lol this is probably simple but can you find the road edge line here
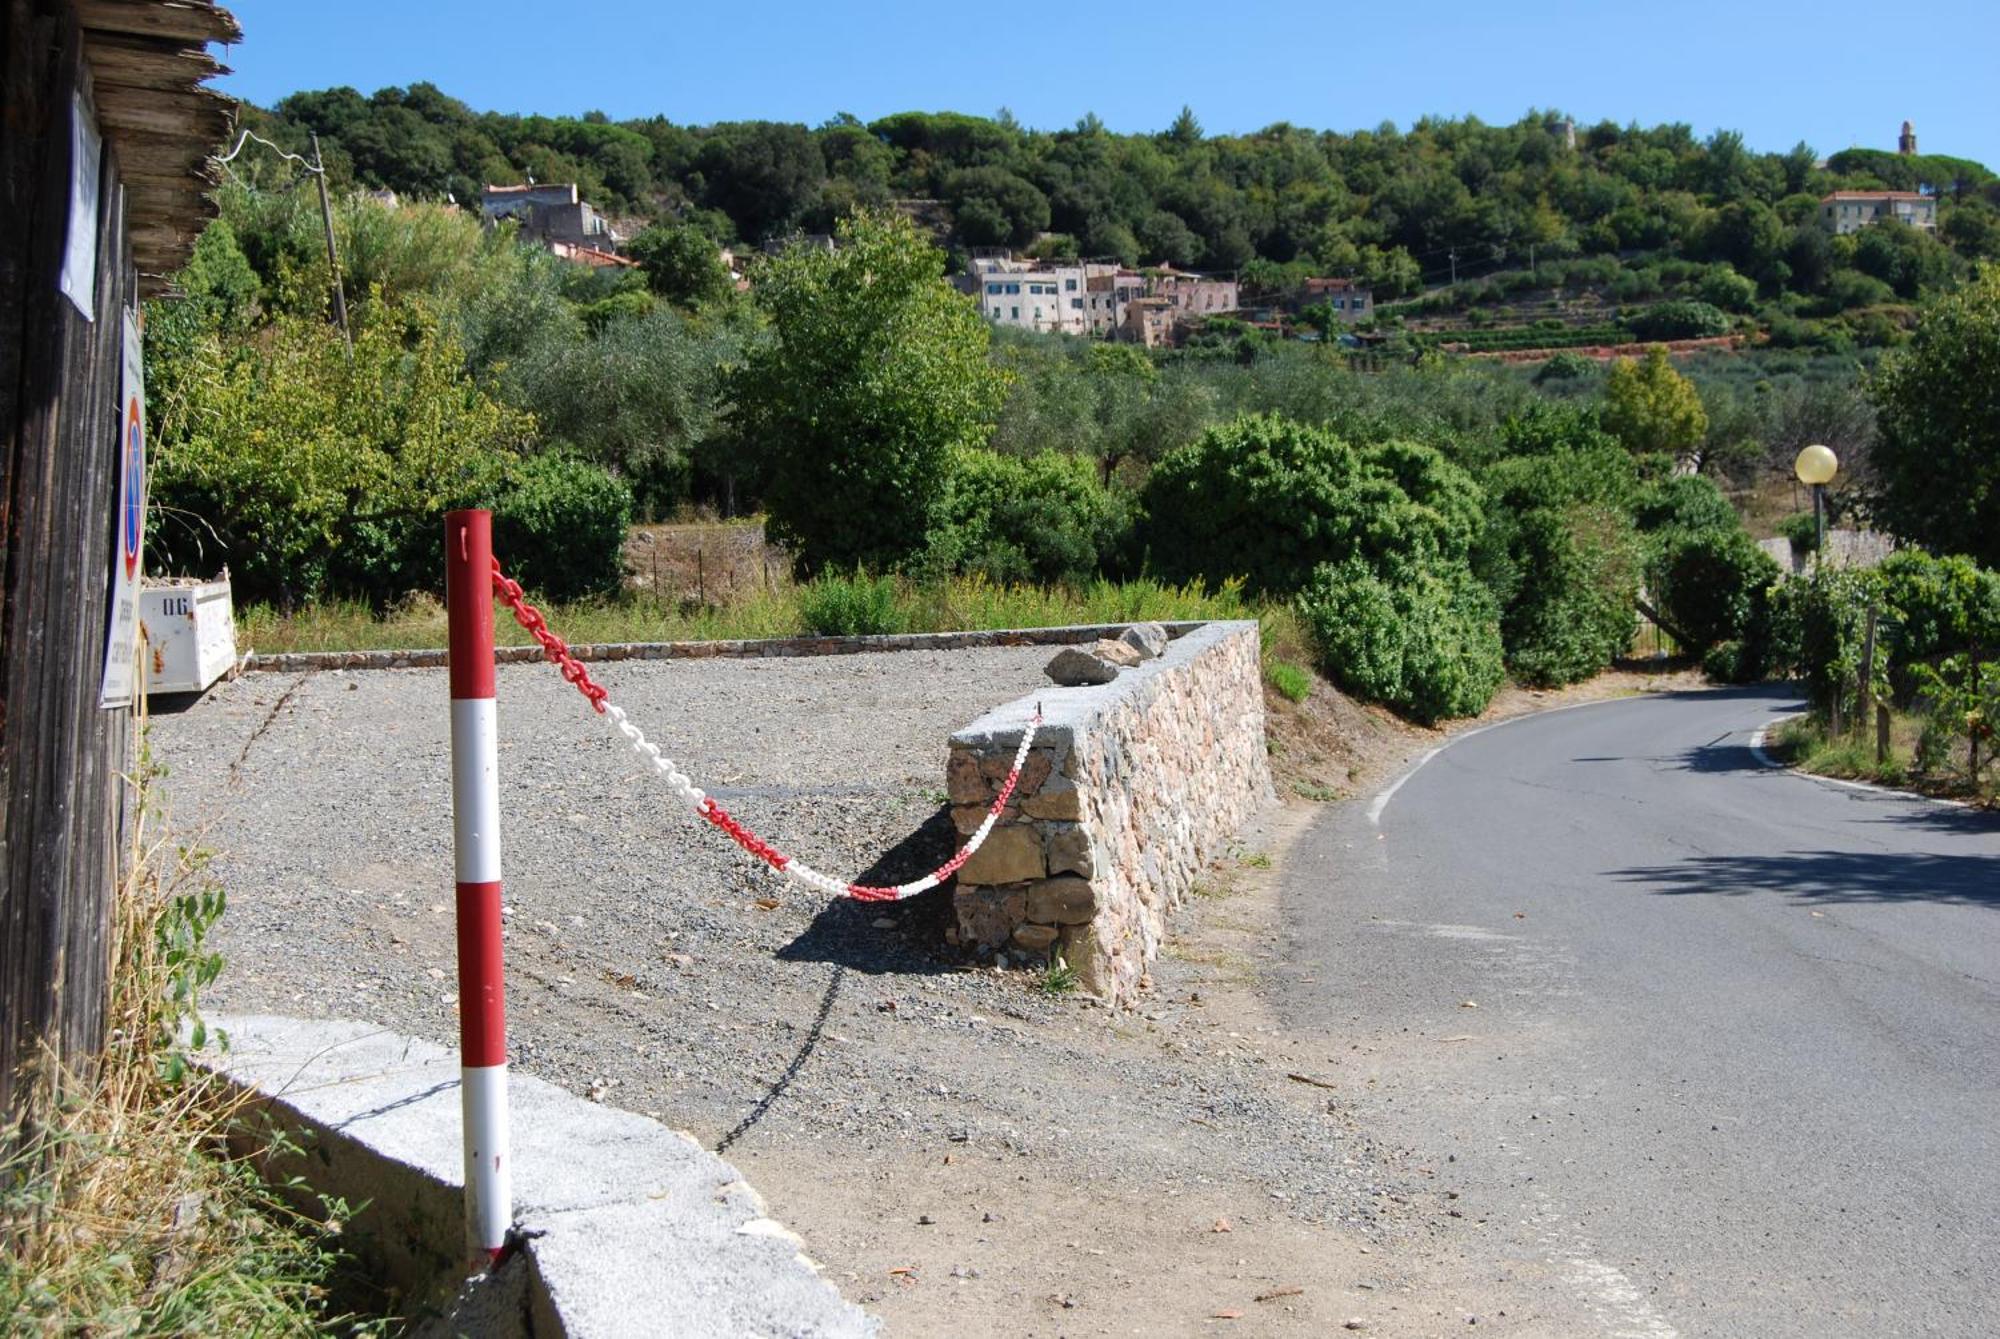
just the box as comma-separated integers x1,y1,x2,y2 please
1749,714,1977,810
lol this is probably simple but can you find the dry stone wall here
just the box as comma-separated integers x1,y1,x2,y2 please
946,621,1273,1006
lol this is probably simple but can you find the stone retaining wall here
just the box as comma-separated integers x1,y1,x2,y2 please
945,621,1273,1006
244,622,1208,675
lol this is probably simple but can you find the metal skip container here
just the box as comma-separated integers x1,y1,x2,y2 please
140,577,237,695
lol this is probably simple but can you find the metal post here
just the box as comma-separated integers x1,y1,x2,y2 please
311,133,353,356
1813,483,1825,571
446,509,510,1268
1857,607,1877,741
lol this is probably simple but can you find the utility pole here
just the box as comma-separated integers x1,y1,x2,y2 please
311,132,352,357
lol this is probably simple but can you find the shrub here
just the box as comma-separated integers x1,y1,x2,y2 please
1533,351,1595,383
1873,550,2000,666
798,570,906,636
1266,660,1313,704
1703,639,1751,683
1697,267,1759,312
1498,505,1640,687
1298,557,1505,723
488,453,633,601
1632,475,1737,534
1777,511,1820,556
1766,568,1875,716
1627,300,1732,340
935,449,1134,585
1140,414,1480,595
1647,526,1781,653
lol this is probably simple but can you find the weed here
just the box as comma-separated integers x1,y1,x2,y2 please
1266,660,1313,704
797,570,906,637
0,712,391,1334
1292,780,1341,802
1036,956,1081,996
1241,852,1273,870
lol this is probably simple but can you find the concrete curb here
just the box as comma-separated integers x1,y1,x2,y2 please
1749,714,1978,809
202,1014,877,1338
244,622,1206,675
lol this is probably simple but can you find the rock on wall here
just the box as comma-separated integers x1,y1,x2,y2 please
945,621,1274,1006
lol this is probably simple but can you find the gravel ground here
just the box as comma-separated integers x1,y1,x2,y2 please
152,652,1475,1336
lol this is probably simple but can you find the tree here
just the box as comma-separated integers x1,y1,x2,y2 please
733,211,1007,572
625,223,732,307
1601,345,1708,459
1869,271,2000,566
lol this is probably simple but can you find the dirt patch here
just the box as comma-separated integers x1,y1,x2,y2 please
623,521,787,601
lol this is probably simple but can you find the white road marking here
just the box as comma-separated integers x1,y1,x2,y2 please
1749,714,1973,808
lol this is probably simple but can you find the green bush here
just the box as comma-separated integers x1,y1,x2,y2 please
1298,557,1505,723
1497,505,1640,686
1266,660,1313,704
934,449,1134,585
1533,351,1596,383
1873,550,2000,666
1632,475,1737,534
1702,639,1751,683
1627,300,1731,340
1777,511,1821,556
1646,526,1781,653
1766,568,1875,716
489,453,633,602
1140,414,1480,595
798,570,907,636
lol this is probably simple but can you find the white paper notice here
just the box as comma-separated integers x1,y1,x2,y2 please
60,91,102,320
100,310,147,709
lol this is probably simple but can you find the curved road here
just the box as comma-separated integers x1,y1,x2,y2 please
1280,685,1998,1337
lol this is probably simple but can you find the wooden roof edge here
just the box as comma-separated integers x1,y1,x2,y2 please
76,0,242,46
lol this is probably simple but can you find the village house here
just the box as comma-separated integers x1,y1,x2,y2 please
1149,266,1240,318
1297,275,1374,321
1817,190,1937,236
481,182,624,254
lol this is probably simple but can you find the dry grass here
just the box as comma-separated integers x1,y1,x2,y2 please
0,700,388,1334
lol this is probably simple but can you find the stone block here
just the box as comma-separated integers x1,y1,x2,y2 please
982,748,1052,796
1044,647,1118,686
1026,875,1097,925
955,885,1027,950
1119,622,1169,660
1057,922,1107,994
1010,923,1059,952
956,825,1045,885
951,802,1013,836
1093,638,1143,668
1046,824,1094,878
1020,779,1081,821
946,749,988,804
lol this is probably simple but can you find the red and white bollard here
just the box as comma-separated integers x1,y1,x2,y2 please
445,509,511,1267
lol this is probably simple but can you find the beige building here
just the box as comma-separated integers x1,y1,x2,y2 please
1818,191,1937,235
971,256,1090,335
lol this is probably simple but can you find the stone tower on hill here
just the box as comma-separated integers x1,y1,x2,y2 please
1899,120,1918,155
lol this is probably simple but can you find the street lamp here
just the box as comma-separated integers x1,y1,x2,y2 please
1794,444,1838,569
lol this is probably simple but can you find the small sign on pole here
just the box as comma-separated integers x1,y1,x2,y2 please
99,309,146,708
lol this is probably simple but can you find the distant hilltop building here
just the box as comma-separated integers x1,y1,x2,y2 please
1898,119,1918,155
1818,190,1936,235
481,182,624,256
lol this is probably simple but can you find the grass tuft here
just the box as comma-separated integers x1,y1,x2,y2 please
0,705,390,1334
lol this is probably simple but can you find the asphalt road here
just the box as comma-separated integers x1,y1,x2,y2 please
1278,685,1999,1338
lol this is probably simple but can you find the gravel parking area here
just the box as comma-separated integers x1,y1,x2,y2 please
152,651,1462,1336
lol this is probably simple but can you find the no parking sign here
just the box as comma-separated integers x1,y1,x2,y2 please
99,310,145,708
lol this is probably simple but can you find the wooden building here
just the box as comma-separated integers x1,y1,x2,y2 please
0,0,236,1113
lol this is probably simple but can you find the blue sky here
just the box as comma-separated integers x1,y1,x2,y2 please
215,1,1998,167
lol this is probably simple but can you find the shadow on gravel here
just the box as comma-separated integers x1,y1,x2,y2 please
775,806,961,976
1614,849,2000,908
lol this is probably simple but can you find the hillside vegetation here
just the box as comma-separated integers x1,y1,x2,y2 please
244,89,1998,328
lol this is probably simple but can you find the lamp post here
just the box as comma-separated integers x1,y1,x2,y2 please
1794,444,1838,570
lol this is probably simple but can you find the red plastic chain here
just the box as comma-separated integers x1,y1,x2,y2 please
697,798,791,871
491,558,610,714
